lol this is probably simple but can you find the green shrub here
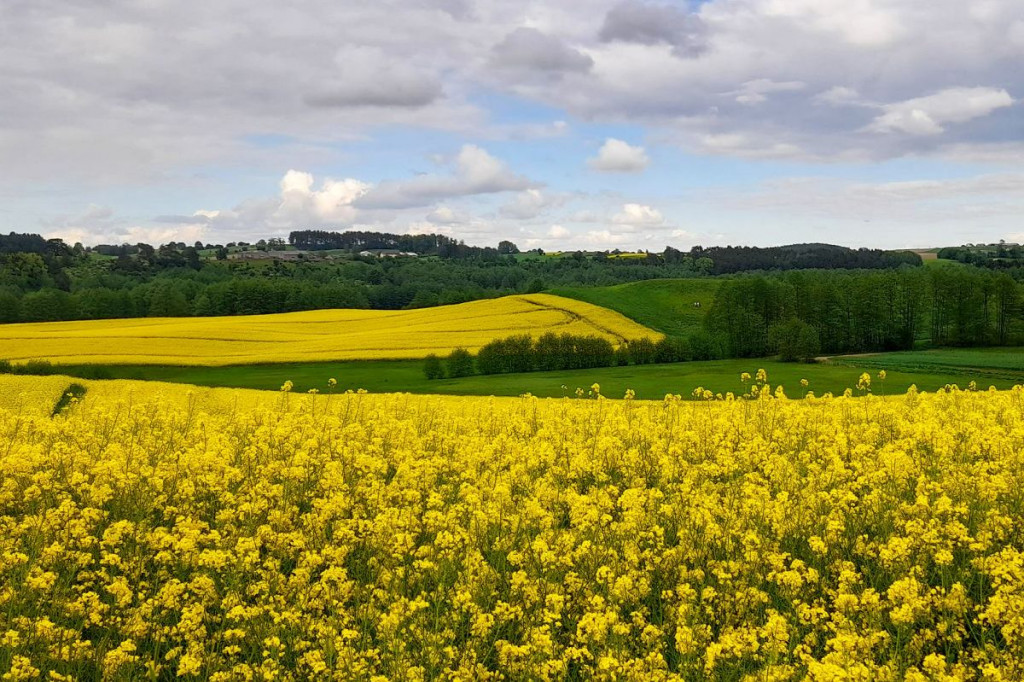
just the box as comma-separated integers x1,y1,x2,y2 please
423,354,445,380
446,348,475,378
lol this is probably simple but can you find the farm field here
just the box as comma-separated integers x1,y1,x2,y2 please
30,352,1024,399
549,279,722,337
3,374,1024,678
0,293,659,366
825,347,1024,379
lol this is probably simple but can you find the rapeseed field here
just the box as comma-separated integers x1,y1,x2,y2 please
0,294,658,366
2,373,1024,679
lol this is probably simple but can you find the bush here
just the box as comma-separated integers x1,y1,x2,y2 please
654,337,692,364
446,348,475,378
770,318,821,362
18,360,56,375
569,336,615,370
473,333,618,375
689,329,724,361
423,354,445,380
626,337,657,365
477,335,534,374
51,383,87,417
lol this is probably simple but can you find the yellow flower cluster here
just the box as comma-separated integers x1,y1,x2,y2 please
2,374,1024,679
0,294,659,366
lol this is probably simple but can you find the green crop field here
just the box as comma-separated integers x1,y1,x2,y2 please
27,352,1024,401
824,347,1024,379
550,279,722,337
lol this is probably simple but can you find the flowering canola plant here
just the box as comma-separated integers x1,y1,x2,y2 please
2,373,1024,680
0,294,659,366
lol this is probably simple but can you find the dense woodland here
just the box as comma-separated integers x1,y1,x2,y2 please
705,268,1021,358
693,243,921,274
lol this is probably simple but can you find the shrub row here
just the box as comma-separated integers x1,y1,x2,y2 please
423,332,721,380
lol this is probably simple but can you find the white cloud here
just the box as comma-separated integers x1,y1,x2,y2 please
729,79,806,106
500,189,566,219
814,86,863,106
356,145,537,209
583,230,633,246
868,87,1015,135
6,0,1024,249
547,224,570,239
426,205,471,225
41,204,210,246
278,171,370,223
611,203,667,229
490,28,593,74
759,0,906,47
588,138,650,172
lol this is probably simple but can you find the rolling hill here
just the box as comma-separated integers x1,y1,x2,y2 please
0,293,660,366
549,279,722,337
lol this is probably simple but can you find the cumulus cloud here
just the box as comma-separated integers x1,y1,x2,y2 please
490,28,593,74
611,203,667,229
588,138,650,172
6,0,1024,248
758,0,906,47
143,170,374,243
868,87,1015,135
583,230,633,246
277,170,370,223
425,205,472,225
598,1,708,57
355,145,537,209
41,205,210,246
499,189,566,219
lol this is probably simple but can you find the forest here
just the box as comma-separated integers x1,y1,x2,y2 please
704,267,1020,358
0,230,922,324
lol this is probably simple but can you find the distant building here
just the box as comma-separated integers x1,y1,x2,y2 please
358,249,418,258
228,250,316,261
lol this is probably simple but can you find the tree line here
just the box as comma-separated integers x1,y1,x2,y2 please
423,333,701,379
692,243,922,275
704,267,1021,359
1,234,709,322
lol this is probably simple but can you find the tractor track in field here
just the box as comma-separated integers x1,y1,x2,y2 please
516,295,631,345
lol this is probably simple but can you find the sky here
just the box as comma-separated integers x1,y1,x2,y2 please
2,0,1023,251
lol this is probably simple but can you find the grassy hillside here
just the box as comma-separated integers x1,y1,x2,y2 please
549,279,722,337
0,294,660,366
34,351,1024,401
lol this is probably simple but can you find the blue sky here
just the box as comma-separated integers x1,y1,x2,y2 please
2,0,1022,249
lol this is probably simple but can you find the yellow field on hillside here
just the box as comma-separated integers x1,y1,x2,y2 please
4,374,1024,678
0,293,660,366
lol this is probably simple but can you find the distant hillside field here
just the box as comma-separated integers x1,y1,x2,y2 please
0,294,660,366
550,279,722,337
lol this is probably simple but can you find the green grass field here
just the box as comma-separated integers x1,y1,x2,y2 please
825,347,1024,380
550,279,722,337
32,351,1024,401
